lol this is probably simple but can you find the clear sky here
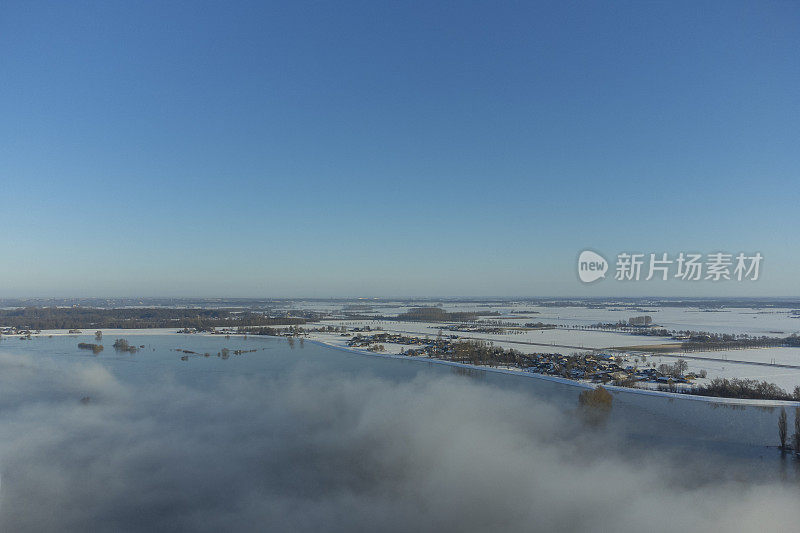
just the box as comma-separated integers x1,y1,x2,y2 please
1,1,798,298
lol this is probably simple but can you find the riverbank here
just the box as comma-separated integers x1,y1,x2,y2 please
306,336,800,407
6,328,800,407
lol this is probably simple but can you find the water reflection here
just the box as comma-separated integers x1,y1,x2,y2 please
0,333,797,474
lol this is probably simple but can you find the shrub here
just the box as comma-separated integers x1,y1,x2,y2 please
78,343,103,354
112,339,138,353
579,386,613,409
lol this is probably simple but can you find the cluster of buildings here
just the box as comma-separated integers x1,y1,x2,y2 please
346,331,695,388
526,352,695,386
348,332,452,351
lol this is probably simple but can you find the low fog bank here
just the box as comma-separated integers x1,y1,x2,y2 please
0,353,797,532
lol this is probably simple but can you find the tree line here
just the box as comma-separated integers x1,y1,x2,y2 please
0,307,307,330
690,378,800,401
396,307,499,322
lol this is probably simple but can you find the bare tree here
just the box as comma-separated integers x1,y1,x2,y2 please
794,408,800,454
778,408,787,450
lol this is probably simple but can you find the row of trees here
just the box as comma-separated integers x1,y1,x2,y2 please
239,325,306,337
691,378,800,401
679,335,791,352
396,307,498,322
0,307,307,330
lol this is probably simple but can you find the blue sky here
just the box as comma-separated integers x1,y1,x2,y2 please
1,1,798,297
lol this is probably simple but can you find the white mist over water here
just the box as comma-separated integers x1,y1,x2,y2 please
0,342,798,532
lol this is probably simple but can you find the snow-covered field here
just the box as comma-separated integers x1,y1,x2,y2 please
671,347,800,366
526,306,800,336
308,315,800,392
647,353,800,393
19,328,184,337
314,319,675,349
285,300,800,336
